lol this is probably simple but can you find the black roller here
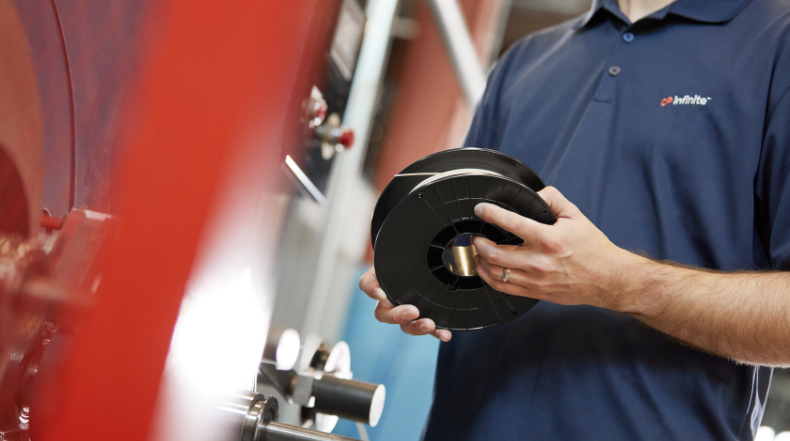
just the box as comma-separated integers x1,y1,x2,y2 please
312,376,385,426
371,148,556,331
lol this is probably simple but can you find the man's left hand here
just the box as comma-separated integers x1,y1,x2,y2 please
472,186,638,313
474,186,790,366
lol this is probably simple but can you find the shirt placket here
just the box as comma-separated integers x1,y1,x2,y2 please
593,21,636,103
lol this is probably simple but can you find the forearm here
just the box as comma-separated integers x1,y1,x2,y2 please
471,195,790,365
618,253,790,366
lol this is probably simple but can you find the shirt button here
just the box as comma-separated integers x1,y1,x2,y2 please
623,32,635,43
608,65,621,76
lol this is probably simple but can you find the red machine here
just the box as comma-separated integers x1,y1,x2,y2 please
0,1,367,440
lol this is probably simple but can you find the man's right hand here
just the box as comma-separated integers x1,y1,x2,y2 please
359,266,452,342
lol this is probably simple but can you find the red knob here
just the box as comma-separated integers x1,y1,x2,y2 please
40,212,64,230
338,129,355,148
314,102,328,123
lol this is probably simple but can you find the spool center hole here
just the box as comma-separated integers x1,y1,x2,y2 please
442,234,478,277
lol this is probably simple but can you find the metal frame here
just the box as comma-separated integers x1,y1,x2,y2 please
426,0,488,108
302,0,402,341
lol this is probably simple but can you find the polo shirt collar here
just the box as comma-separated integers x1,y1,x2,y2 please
573,0,753,29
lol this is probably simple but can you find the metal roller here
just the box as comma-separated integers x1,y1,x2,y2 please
262,422,357,441
312,375,385,427
258,339,386,433
221,391,358,441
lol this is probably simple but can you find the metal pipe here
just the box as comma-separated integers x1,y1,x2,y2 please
426,0,488,108
487,0,512,66
224,392,361,441
261,422,358,441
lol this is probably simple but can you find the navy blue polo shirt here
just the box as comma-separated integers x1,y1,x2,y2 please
422,0,790,440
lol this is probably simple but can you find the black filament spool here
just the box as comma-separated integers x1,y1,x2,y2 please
371,148,557,331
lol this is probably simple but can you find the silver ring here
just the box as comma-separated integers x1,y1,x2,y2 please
501,267,512,283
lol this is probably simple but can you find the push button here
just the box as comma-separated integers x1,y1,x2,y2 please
623,32,634,43
608,65,621,76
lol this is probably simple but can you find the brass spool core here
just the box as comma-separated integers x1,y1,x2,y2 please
441,234,478,277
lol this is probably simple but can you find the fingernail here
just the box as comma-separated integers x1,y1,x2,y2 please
474,204,483,217
375,289,388,302
419,323,430,333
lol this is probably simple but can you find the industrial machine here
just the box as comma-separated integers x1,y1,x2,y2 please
258,340,385,433
0,0,524,438
0,1,385,440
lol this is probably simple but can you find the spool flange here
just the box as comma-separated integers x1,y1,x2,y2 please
371,148,556,331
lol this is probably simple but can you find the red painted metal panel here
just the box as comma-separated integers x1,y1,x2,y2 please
28,1,341,441
53,0,154,214
0,0,43,240
10,0,71,218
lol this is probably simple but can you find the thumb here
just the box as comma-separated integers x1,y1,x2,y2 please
537,186,580,219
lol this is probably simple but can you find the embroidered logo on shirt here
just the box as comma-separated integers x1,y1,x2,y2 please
660,95,711,106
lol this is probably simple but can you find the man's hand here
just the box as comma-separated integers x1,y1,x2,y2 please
472,186,790,366
359,267,452,342
472,186,644,313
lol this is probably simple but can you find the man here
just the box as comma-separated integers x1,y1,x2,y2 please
359,0,790,438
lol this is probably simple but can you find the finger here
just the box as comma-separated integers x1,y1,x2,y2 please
375,302,420,325
474,202,549,243
474,253,490,275
474,254,497,279
398,318,452,341
537,186,580,219
472,236,526,270
476,254,511,286
476,260,539,299
478,257,530,289
433,328,452,342
359,268,393,307
399,318,435,335
359,267,381,298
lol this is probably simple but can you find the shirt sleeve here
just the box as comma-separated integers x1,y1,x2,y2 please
462,39,527,150
756,85,790,270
